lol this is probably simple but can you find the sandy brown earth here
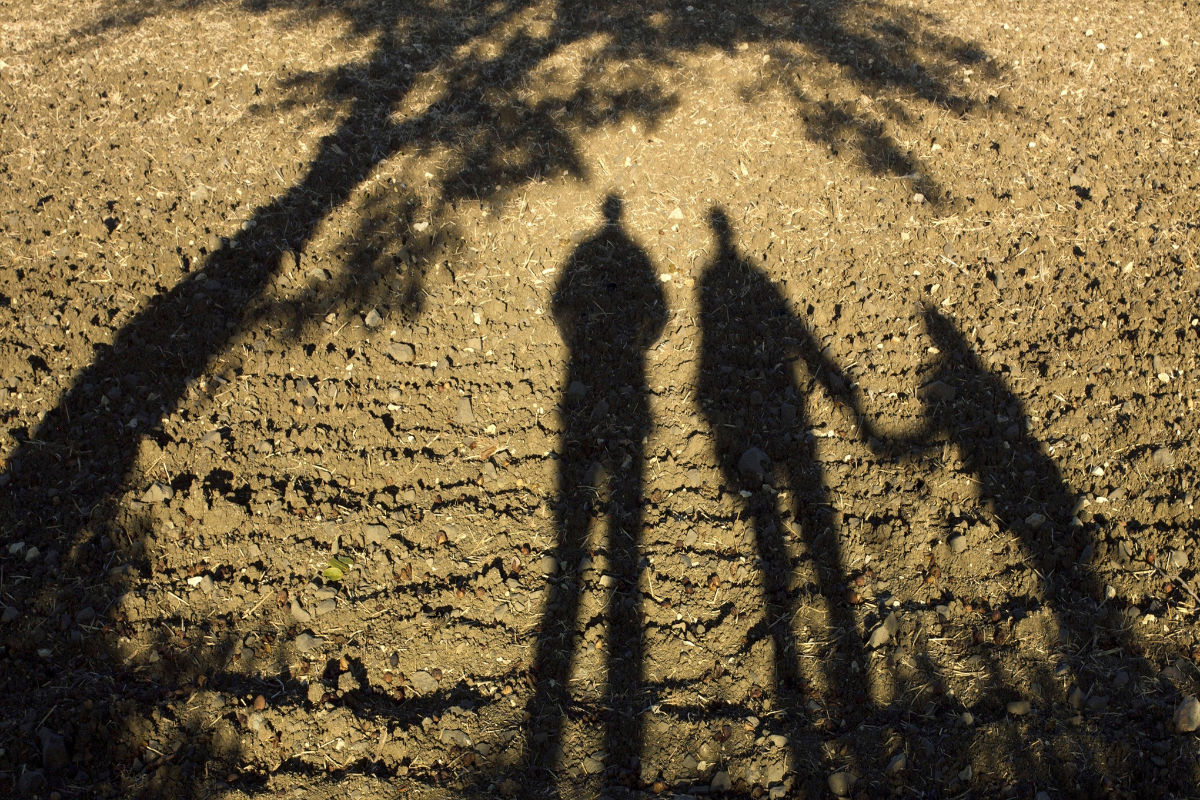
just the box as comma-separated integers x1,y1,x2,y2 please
1,0,1199,797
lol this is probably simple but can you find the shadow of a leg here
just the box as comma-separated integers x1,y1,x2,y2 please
520,195,666,790
698,208,875,796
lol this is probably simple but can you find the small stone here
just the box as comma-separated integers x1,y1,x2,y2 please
582,756,605,774
141,482,173,503
363,524,390,546
1006,700,1031,716
1086,695,1109,711
1036,793,1051,800
17,769,46,796
364,308,383,328
828,772,856,796
765,760,787,783
682,754,700,774
316,598,337,616
1,606,19,623
1174,696,1200,733
1024,512,1046,529
738,447,770,482
583,461,607,488
290,600,312,623
199,574,215,594
388,342,415,363
39,728,69,772
957,764,973,782
199,429,223,449
885,752,907,775
253,695,266,710
539,555,559,576
949,535,968,554
1112,671,1130,689
668,207,684,220
410,670,439,695
960,711,974,726
294,633,323,652
1169,549,1189,570
917,380,956,401
457,396,475,424
1152,448,1176,468
868,612,900,649
1068,686,1086,710
711,771,732,792
768,734,788,748
440,728,471,747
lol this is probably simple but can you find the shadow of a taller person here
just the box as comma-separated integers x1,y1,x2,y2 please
522,195,666,787
697,208,873,792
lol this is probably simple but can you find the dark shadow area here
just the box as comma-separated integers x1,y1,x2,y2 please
875,307,1200,795
696,208,876,794
519,194,666,788
1,0,1001,795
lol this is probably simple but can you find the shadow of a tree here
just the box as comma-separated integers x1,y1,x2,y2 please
0,0,1003,795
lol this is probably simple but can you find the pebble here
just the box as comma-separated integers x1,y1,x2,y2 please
1006,700,1031,716
885,752,907,775
364,308,383,328
768,734,788,748
363,523,390,546
200,574,215,594
1169,549,1189,570
711,771,732,792
540,555,559,575
582,756,605,774
254,695,267,710
738,447,770,482
39,728,69,772
141,482,173,503
17,769,46,796
293,633,323,652
440,728,471,747
868,612,900,649
410,670,439,695
389,342,415,363
1,606,19,623
1152,447,1175,468
316,598,337,616
1174,695,1200,733
291,600,312,623
1068,686,1086,710
827,772,855,796
960,711,974,726
949,535,968,554
917,380,956,401
457,396,475,424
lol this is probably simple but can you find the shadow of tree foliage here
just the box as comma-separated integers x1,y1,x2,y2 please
1,0,1001,795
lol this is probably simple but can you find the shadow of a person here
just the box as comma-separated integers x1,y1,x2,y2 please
697,208,873,792
520,194,666,787
900,307,1192,792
